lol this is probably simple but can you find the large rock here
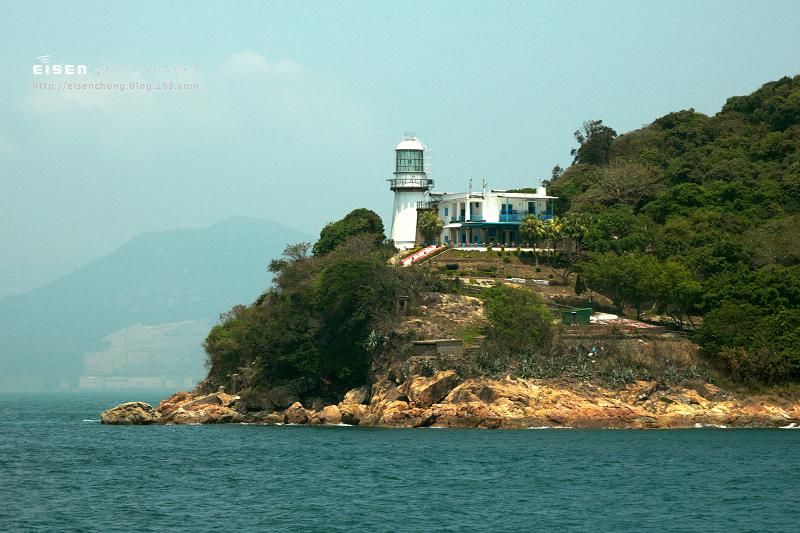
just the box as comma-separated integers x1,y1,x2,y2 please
162,404,244,424
318,405,342,425
285,402,310,424
100,402,160,425
368,401,434,428
399,370,461,408
370,381,407,403
338,403,367,425
341,386,368,405
167,407,210,424
252,411,286,424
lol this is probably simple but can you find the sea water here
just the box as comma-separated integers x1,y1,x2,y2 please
1,392,798,532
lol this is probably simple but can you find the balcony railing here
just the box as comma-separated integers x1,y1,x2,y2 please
499,212,525,222
444,213,553,224
499,212,553,222
388,177,434,189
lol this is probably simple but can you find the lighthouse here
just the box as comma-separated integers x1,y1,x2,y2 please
388,134,433,249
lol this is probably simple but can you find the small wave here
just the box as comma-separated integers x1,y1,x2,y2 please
82,419,99,423
779,422,799,429
694,423,727,429
526,426,574,429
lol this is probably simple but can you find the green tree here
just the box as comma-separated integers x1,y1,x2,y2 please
696,304,800,384
581,252,661,317
520,215,547,265
312,208,385,256
314,258,392,385
654,261,701,328
542,216,563,265
571,119,618,165
483,285,551,354
416,210,443,244
581,206,654,254
552,212,592,282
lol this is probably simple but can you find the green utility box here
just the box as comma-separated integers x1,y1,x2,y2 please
561,308,592,325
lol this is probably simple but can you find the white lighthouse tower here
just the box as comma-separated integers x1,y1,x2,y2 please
388,134,433,249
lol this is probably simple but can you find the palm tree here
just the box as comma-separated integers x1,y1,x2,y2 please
520,215,546,266
417,210,443,245
543,216,563,265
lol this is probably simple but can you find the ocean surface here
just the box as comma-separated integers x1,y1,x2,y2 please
0,392,798,532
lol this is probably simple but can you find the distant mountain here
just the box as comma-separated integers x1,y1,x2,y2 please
0,217,311,389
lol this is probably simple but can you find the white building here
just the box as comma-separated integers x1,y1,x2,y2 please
388,135,557,249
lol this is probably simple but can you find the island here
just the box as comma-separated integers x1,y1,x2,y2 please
103,75,800,429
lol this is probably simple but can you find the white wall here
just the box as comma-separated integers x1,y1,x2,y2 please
390,190,426,249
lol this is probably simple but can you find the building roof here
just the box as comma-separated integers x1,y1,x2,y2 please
429,190,557,200
396,138,426,151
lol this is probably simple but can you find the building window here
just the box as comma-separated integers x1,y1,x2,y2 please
396,150,424,173
528,202,536,214
444,207,449,217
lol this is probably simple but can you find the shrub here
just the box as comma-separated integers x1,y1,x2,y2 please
482,285,551,354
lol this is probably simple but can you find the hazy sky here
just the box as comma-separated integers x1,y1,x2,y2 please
1,1,799,296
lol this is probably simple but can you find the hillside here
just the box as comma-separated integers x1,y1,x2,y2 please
0,217,310,389
546,75,800,382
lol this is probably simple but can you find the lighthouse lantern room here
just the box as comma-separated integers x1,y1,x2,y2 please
388,134,433,249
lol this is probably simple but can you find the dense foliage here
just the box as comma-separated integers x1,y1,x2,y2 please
482,285,551,354
549,75,800,383
312,208,385,256
204,210,437,393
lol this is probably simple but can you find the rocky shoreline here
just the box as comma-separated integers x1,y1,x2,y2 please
101,370,800,429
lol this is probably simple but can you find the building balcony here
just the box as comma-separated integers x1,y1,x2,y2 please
388,177,434,190
498,212,553,222
499,212,525,222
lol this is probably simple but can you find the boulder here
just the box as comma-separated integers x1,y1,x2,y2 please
161,403,243,424
203,405,244,424
370,381,407,404
399,370,461,408
255,411,286,424
342,386,368,405
285,402,310,424
167,407,209,424
318,405,342,425
339,403,367,425
100,402,160,425
156,392,194,413
374,401,434,428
